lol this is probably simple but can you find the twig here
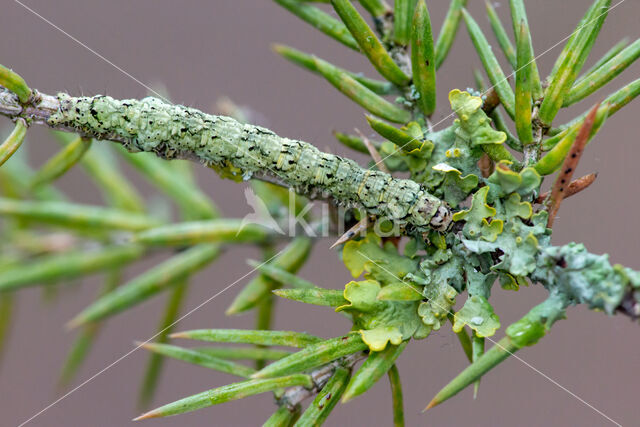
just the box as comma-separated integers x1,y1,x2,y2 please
536,173,597,204
355,128,390,174
546,103,600,227
277,351,366,410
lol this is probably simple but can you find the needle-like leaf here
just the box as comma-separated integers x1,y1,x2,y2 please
485,1,516,68
359,0,391,18
411,0,436,116
462,9,516,119
227,237,312,314
0,244,144,292
273,288,347,307
434,0,468,69
394,0,419,46
52,132,145,213
564,39,640,106
59,269,121,387
263,405,300,427
365,116,421,151
274,0,360,51
69,244,220,326
272,44,393,95
252,334,367,378
538,0,611,126
123,150,219,220
134,375,313,420
0,64,31,103
248,260,316,290
194,346,292,361
170,329,322,348
0,198,159,231
30,136,91,189
508,0,542,98
0,119,27,167
138,280,188,408
295,367,350,425
515,20,533,147
133,219,272,246
331,0,411,86
342,341,407,402
138,341,256,378
313,57,411,123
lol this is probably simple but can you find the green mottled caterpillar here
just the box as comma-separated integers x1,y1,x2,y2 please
47,94,451,231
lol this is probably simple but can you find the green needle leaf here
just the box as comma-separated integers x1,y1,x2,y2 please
134,374,313,420
272,44,393,95
448,313,473,363
30,136,92,189
342,341,407,402
249,261,317,289
273,288,347,307
411,0,437,116
394,0,419,46
133,219,272,246
547,77,640,144
515,20,533,146
387,365,404,427
331,0,411,86
295,367,350,425
69,244,220,326
170,329,322,348
577,37,629,81
139,280,188,408
333,130,381,154
535,102,607,175
434,0,468,69
0,198,160,231
0,244,144,292
252,334,367,379
52,132,145,213
139,341,256,378
539,0,611,126
359,0,391,18
227,237,312,314
0,293,15,364
424,335,518,410
508,0,542,99
274,0,360,51
462,9,516,119
59,269,121,387
365,115,421,151
0,119,27,167
123,150,219,220
194,346,292,361
564,39,640,107
0,64,31,103
264,405,301,427
485,1,516,68
313,57,411,123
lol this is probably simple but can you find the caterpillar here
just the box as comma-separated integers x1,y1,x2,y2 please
47,94,452,232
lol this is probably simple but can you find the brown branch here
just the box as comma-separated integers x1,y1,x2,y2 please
546,103,600,227
536,173,597,204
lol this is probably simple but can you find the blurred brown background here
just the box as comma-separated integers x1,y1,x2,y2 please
1,1,639,426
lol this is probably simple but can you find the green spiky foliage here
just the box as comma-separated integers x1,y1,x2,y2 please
1,0,640,424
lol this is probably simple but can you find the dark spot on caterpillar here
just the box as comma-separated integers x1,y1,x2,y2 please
559,188,564,192
425,59,430,66
561,179,566,184
571,153,577,158
564,168,572,174
325,393,332,400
